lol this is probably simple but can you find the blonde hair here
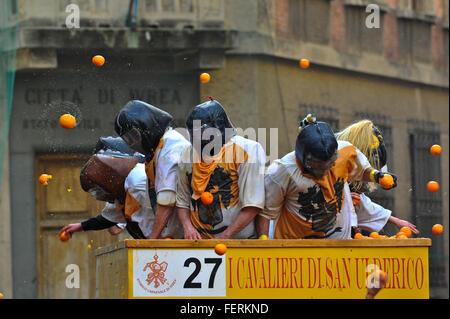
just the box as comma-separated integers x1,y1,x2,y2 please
335,120,381,193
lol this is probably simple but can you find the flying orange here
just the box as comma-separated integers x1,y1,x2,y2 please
38,174,52,185
201,191,214,205
299,59,310,69
432,224,443,235
59,114,76,129
200,73,211,83
427,181,439,193
430,144,442,156
214,243,227,255
92,55,105,66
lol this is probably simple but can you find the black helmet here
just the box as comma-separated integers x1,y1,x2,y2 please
295,121,338,171
114,100,173,160
186,99,235,155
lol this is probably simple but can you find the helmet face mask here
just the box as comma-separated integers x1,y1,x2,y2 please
119,127,147,156
295,121,338,177
304,151,338,179
88,185,116,203
186,100,235,159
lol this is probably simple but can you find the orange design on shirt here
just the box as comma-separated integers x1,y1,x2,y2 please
124,190,142,220
274,206,324,239
189,142,249,234
145,136,165,189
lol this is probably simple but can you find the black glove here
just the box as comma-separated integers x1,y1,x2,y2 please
373,171,397,189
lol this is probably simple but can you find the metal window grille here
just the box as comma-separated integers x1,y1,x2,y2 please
298,103,340,132
408,120,447,298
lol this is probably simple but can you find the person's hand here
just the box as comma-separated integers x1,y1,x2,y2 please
366,271,388,299
108,225,124,236
373,171,398,189
59,223,82,237
183,225,202,240
391,217,420,235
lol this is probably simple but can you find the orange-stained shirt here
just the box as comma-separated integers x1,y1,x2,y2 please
263,141,371,239
176,136,266,239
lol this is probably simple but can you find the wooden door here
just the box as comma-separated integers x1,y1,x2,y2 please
36,154,130,299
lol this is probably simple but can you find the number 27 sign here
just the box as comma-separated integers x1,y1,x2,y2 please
131,249,226,298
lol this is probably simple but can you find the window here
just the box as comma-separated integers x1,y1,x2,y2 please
345,5,384,54
408,120,446,298
289,0,330,44
298,104,340,132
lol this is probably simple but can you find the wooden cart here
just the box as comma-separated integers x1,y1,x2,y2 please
95,238,431,299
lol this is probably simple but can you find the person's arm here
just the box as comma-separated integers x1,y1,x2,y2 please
216,207,261,239
256,214,270,237
59,214,117,238
177,207,202,239
175,156,202,240
148,202,175,239
388,216,420,235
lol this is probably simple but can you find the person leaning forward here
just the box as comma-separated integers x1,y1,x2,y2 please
257,115,398,239
176,99,266,239
114,100,190,239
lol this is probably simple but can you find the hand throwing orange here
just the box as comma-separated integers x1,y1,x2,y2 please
432,224,443,235
92,55,105,66
379,174,394,189
427,181,439,193
59,114,76,129
399,227,412,238
214,243,227,255
60,231,70,242
201,192,214,205
430,144,442,156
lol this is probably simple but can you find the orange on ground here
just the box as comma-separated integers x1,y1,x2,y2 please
370,232,380,238
354,233,364,239
164,237,172,240
214,243,227,256
427,181,439,193
60,231,70,242
397,234,408,239
200,73,211,83
59,114,76,129
432,224,443,235
430,144,442,156
259,235,268,240
38,174,52,185
399,227,412,238
201,191,214,205
299,58,310,69
92,55,105,66
379,174,394,189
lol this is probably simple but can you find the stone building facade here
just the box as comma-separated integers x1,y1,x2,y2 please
0,0,448,298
